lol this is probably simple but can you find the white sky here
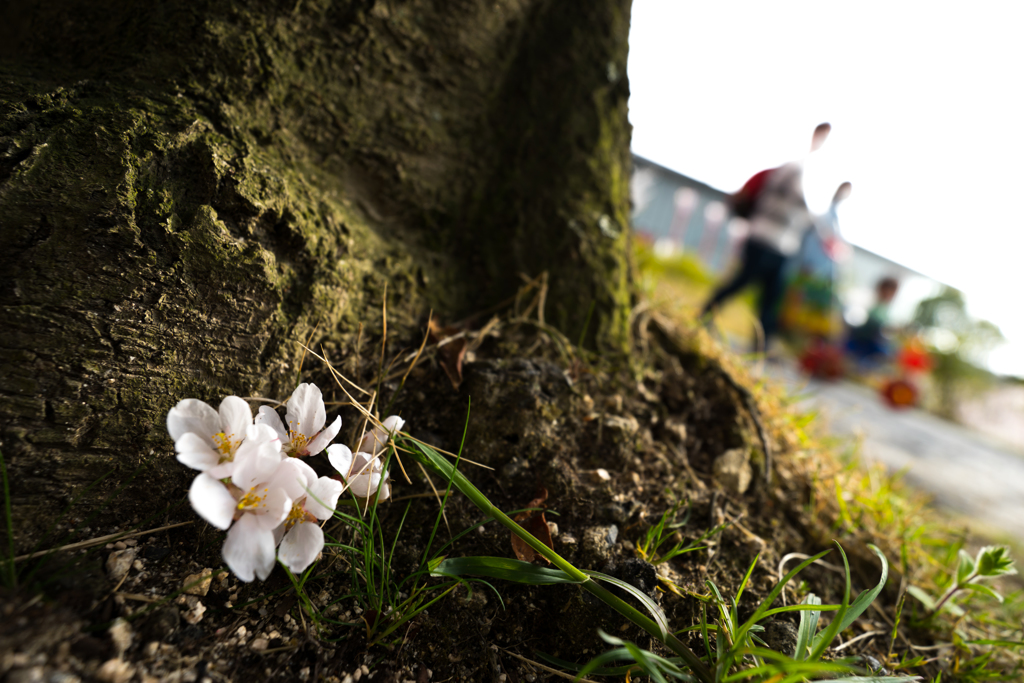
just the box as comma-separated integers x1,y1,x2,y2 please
628,1,1024,376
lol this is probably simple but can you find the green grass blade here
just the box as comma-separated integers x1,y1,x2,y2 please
587,569,671,639
830,677,923,682
759,602,839,619
574,647,638,681
813,544,888,652
734,553,760,609
794,594,821,660
432,556,581,585
732,546,833,647
700,602,713,664
400,437,588,583
808,542,852,661
418,400,472,573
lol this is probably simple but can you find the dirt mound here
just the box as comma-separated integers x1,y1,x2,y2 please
1,314,928,682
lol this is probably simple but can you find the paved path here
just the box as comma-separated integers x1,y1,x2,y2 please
764,364,1024,542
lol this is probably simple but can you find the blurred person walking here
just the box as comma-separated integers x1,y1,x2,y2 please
700,123,832,353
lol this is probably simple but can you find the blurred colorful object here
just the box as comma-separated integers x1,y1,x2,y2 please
799,340,844,380
881,378,919,409
897,338,932,373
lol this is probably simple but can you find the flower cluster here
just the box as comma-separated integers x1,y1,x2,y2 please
167,383,403,582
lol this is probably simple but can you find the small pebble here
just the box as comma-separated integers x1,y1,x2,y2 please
114,541,127,550
183,570,213,596
250,638,269,651
182,598,206,625
108,618,132,656
105,549,138,581
96,659,134,683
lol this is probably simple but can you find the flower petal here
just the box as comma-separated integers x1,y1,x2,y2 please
349,470,383,499
254,405,289,443
327,444,354,479
304,477,342,519
357,415,405,457
256,486,293,530
167,399,220,444
218,396,253,444
174,432,221,471
350,452,374,476
381,415,406,435
223,514,277,582
285,383,326,441
231,424,284,490
278,521,324,574
206,460,236,480
306,415,341,456
189,474,238,530
268,457,317,500
376,476,392,503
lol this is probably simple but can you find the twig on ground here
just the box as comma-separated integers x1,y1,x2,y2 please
496,646,604,683
14,521,194,563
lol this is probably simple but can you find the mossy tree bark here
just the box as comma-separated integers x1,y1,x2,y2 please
0,0,633,548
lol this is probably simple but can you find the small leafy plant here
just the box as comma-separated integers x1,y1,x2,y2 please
908,545,1017,615
635,497,729,566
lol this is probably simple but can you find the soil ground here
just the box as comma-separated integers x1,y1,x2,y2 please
0,303,1013,683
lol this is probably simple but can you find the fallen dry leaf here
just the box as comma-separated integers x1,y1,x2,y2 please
511,487,554,564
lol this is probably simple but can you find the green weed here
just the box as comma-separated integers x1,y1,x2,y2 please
635,497,730,566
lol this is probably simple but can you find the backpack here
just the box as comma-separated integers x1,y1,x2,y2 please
729,167,776,219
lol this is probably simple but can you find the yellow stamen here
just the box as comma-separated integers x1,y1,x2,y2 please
287,430,309,457
284,501,317,530
237,486,270,512
213,431,239,463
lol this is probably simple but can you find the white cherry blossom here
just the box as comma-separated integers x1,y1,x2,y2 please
256,383,341,458
327,444,390,501
167,396,257,478
329,444,389,501
327,415,403,503
269,458,342,574
187,423,288,532
185,420,285,529
180,421,290,582
187,463,293,582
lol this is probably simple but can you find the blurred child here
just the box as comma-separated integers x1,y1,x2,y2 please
845,276,899,366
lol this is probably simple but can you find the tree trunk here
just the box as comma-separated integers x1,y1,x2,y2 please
0,0,633,548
